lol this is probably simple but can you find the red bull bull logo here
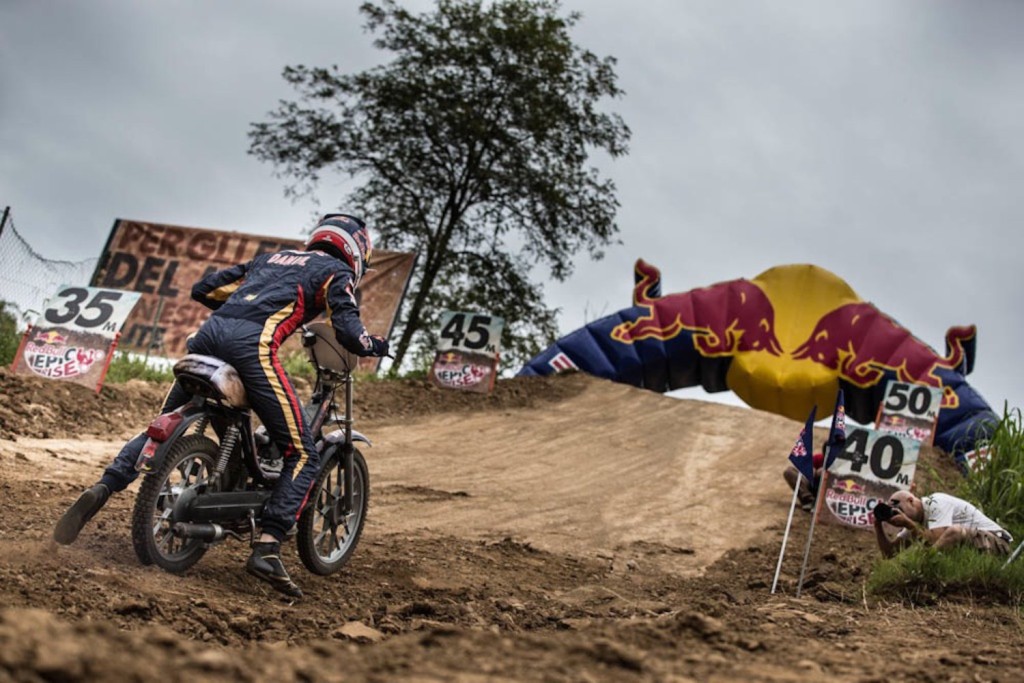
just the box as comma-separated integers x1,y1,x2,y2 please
611,260,783,357
521,260,994,455
33,330,68,345
832,478,866,495
790,302,973,408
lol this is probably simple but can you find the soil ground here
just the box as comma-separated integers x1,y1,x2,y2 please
0,368,1020,682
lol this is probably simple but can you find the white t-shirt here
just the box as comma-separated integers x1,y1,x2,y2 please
897,492,1006,540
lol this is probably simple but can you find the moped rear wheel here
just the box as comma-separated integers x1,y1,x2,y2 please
131,435,218,572
296,448,369,575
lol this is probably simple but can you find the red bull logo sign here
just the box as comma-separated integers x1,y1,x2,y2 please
24,342,104,379
34,330,68,345
431,350,494,392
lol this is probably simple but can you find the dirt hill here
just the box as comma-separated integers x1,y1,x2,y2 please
0,368,1017,682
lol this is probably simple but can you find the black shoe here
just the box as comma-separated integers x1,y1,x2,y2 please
246,542,303,598
54,484,110,545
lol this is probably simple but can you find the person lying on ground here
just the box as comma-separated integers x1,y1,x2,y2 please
873,489,1013,558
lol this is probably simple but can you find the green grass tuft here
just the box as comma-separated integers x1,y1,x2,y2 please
956,405,1024,540
868,544,1024,605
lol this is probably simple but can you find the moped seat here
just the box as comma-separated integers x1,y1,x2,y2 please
173,354,249,408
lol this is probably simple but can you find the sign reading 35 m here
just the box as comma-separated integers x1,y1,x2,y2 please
12,285,141,391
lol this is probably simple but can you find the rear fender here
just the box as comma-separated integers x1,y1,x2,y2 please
135,405,212,473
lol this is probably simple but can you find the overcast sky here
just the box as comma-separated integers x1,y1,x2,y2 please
2,0,1022,414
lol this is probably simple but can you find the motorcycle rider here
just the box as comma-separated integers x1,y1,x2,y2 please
54,214,388,598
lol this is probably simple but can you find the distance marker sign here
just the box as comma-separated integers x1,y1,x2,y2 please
430,311,504,394
874,381,942,446
822,426,919,530
11,285,141,392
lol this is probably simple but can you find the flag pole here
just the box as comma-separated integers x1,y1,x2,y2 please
771,472,803,594
795,468,826,597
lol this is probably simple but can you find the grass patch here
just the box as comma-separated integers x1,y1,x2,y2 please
956,405,1024,540
868,544,1024,605
103,352,174,384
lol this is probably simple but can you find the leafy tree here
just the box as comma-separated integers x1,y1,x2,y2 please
249,0,630,370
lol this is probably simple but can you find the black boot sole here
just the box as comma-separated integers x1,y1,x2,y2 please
245,563,303,599
53,487,106,545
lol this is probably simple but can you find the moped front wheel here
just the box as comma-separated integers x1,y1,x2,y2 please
296,448,369,575
131,435,218,572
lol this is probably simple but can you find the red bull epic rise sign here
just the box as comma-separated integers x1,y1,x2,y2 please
11,285,141,391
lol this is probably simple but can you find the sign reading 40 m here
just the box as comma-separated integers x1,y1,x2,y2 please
823,426,919,531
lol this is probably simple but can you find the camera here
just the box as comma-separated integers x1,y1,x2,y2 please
874,501,895,522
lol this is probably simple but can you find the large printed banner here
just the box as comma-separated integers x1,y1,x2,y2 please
91,219,416,366
11,285,141,391
822,426,919,530
429,311,504,394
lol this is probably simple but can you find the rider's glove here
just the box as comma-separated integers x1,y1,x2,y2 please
365,334,390,357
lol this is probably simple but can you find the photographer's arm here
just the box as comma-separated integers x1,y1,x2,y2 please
874,516,908,558
883,513,944,548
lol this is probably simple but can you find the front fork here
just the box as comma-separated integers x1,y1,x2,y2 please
309,373,356,516
340,372,355,516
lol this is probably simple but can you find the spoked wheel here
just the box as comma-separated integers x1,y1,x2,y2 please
297,448,369,575
131,435,218,572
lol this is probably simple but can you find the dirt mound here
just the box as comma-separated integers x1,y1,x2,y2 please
0,368,589,439
0,370,1016,682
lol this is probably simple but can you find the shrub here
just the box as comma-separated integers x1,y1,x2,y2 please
0,301,19,367
103,352,174,384
956,405,1024,540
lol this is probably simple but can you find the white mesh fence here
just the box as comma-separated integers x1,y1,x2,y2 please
0,208,99,327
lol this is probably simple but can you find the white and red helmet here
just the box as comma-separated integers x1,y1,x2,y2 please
306,214,373,284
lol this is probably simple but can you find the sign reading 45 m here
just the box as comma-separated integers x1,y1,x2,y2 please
437,312,504,358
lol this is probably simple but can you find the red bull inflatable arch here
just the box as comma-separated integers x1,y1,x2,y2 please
519,260,997,458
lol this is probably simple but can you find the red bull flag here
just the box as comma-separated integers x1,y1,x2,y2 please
518,260,998,462
788,406,817,482
824,389,847,470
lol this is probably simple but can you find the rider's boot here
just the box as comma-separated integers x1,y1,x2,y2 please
53,483,110,545
246,541,303,598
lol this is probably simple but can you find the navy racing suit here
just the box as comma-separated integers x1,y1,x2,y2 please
100,249,383,541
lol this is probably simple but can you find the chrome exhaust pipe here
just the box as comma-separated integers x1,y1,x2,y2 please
172,522,226,541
